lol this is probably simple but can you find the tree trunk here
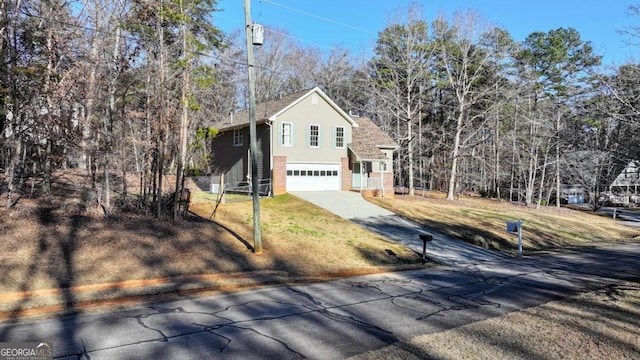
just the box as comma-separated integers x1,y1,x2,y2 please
494,106,501,199
525,118,539,206
5,139,20,209
555,111,561,207
42,140,51,194
103,26,121,217
156,0,166,218
407,103,414,196
509,103,518,202
143,71,152,212
156,133,165,218
42,17,54,194
174,0,190,219
83,33,99,171
121,95,127,205
536,143,550,209
446,105,465,201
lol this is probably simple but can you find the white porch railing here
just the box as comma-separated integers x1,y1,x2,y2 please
353,177,382,190
367,177,382,190
610,195,630,205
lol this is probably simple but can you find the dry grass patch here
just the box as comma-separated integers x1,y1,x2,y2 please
349,283,640,360
190,193,421,276
0,205,263,292
368,194,639,254
0,179,421,313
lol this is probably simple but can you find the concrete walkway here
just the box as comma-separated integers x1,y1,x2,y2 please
291,191,507,264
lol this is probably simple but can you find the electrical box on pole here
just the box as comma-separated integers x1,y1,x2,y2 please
252,24,264,45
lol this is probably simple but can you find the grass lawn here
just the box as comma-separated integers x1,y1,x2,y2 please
1,170,638,317
189,193,420,275
368,192,640,254
0,171,420,314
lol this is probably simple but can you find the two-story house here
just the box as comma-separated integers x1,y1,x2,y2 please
211,87,398,197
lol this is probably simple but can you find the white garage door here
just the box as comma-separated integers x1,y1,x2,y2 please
286,163,340,191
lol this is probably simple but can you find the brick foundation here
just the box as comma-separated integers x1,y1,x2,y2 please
361,171,395,198
273,156,287,195
383,172,394,198
341,157,352,191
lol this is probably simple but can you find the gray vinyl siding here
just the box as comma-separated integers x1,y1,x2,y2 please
272,93,352,162
362,149,394,173
211,123,271,185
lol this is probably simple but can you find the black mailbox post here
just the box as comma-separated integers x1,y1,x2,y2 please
419,234,433,264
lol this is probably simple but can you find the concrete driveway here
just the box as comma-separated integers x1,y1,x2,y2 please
291,191,507,264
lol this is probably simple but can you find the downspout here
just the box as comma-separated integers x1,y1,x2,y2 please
380,160,384,197
267,119,273,196
360,160,364,190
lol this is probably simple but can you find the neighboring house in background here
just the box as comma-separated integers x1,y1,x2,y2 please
211,87,398,197
607,161,640,205
559,184,587,204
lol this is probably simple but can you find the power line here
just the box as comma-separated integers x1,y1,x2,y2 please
261,0,376,35
263,28,318,45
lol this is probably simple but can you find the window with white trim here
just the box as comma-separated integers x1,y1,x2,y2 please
281,122,292,146
233,129,243,147
309,124,319,148
335,126,345,148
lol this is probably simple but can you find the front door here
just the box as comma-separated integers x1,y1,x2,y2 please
352,162,368,189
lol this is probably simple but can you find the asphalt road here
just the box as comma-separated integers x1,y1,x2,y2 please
600,207,640,227
571,204,640,227
0,244,638,359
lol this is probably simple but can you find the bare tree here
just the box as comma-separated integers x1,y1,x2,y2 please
313,47,368,113
433,12,512,200
368,5,433,196
249,27,320,104
517,27,601,206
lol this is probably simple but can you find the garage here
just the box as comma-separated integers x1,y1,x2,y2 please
286,163,340,191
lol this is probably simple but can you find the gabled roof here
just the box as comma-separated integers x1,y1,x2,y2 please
215,87,358,131
611,161,640,187
349,116,399,161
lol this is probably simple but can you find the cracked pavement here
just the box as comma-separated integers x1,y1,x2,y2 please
0,243,638,359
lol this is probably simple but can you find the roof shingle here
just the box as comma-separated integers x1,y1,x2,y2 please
349,116,398,161
215,89,314,131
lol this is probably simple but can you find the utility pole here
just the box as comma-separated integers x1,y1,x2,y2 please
243,0,262,253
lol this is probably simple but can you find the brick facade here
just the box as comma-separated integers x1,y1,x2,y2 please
341,157,352,191
273,156,287,195
360,171,395,198
383,172,395,198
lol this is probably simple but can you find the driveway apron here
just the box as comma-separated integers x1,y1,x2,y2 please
291,191,507,264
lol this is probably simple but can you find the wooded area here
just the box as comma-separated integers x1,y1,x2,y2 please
1,1,639,217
